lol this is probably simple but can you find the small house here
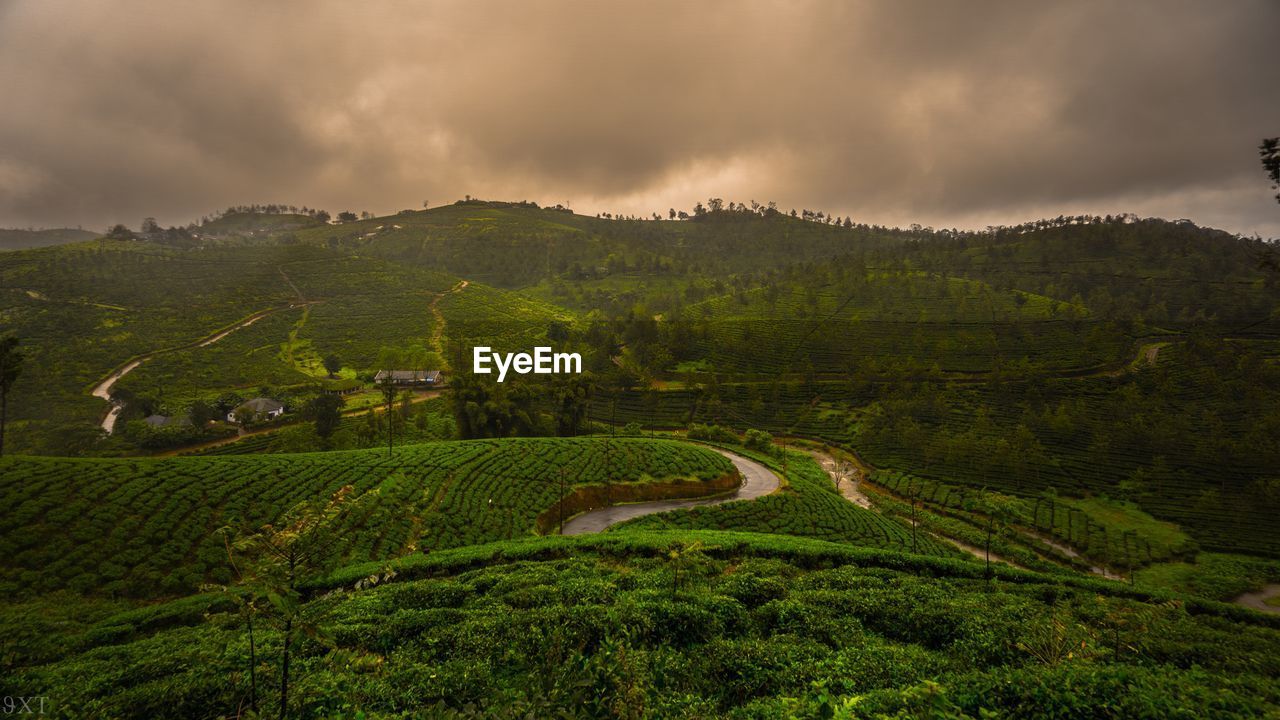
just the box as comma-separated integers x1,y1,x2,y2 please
374,370,441,386
228,397,285,424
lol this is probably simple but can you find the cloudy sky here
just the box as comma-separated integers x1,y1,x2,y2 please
1,0,1277,236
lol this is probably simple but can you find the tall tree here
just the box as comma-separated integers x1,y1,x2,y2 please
308,393,345,446
322,354,342,378
380,378,398,456
1261,137,1280,204
1259,137,1280,273
0,336,23,457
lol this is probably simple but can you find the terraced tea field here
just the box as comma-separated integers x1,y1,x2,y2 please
0,438,733,598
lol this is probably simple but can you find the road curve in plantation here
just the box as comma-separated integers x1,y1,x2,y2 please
1234,584,1280,615
561,447,781,535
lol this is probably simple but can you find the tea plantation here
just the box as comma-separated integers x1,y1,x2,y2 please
0,438,734,598
3,532,1277,718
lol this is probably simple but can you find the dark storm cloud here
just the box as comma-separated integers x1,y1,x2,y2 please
1,0,1277,236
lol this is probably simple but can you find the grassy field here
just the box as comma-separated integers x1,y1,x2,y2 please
1136,553,1280,601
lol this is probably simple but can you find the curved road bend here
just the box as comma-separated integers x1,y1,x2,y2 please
1235,584,1280,615
561,448,781,535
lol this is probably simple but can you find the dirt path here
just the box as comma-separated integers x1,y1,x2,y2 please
198,312,271,347
808,449,872,508
278,267,305,302
91,359,146,434
90,305,302,433
1234,583,1280,615
804,443,1028,568
930,533,1026,569
561,447,781,535
1018,529,1125,581
428,280,468,363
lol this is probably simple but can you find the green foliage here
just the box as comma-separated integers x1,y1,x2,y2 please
743,429,773,453
308,393,344,442
0,334,23,457
1137,553,1280,601
6,532,1279,718
686,422,740,444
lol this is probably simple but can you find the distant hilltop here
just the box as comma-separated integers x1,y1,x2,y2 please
0,227,97,251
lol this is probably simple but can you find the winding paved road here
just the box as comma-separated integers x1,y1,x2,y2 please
561,447,781,535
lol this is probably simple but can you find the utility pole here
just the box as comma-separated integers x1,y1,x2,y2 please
1124,530,1135,585
605,397,613,505
910,480,919,554
558,467,567,534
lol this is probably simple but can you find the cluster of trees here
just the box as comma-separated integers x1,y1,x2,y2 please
334,211,375,223
103,218,197,246
199,203,333,224
448,373,597,440
0,335,22,457
1261,137,1279,204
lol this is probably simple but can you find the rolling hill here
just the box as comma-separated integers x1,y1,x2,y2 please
2,200,1280,716
0,227,97,251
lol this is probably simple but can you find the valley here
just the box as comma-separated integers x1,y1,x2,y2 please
2,201,1279,718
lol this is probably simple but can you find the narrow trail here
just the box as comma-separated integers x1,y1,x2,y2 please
808,449,871,508
198,312,271,347
90,305,305,433
932,533,1025,570
278,267,306,302
560,447,781,535
806,444,1030,571
428,280,468,362
1019,529,1125,581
